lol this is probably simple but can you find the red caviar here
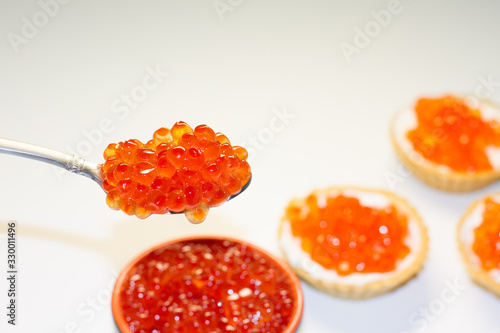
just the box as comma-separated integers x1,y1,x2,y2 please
286,193,410,275
473,198,500,271
115,239,297,333
101,122,251,223
407,96,500,173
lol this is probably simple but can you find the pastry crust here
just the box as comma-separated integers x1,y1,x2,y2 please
278,187,428,299
457,196,500,297
390,98,500,192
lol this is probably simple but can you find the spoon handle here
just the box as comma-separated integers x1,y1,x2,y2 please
0,137,102,186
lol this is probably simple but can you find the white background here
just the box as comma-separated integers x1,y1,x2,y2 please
1,0,500,332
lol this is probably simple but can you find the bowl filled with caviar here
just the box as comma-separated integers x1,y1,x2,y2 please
112,236,304,333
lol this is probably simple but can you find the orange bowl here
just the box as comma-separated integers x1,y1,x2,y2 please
112,235,303,333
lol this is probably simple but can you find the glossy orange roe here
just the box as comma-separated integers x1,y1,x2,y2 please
118,239,296,333
473,198,500,271
101,122,251,223
286,193,410,275
407,95,500,173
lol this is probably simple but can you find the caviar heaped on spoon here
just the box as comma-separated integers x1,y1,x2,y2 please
286,193,410,275
114,239,300,333
407,95,500,173
473,198,500,271
101,122,251,223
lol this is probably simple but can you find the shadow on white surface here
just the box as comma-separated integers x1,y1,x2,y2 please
297,269,434,333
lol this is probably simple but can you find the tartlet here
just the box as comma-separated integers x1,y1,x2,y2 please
279,187,428,299
390,95,500,192
457,194,500,297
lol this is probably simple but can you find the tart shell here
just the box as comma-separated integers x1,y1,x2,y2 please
457,197,500,297
390,99,500,192
278,187,429,299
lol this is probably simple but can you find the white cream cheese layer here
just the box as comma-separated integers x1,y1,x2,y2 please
280,189,422,286
459,196,500,284
392,99,500,171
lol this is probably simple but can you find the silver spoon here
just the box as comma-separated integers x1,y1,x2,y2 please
0,137,251,215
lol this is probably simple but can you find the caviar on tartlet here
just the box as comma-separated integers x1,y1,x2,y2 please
473,198,500,272
458,195,500,297
112,238,303,333
101,122,251,223
391,95,500,192
279,187,428,299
